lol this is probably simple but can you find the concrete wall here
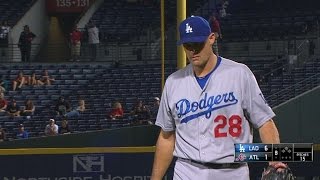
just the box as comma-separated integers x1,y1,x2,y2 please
77,0,104,28
9,0,50,62
273,85,320,143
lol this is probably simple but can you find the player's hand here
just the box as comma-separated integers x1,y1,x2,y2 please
262,163,294,179
268,162,287,172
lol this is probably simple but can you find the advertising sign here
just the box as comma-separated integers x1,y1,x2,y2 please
0,153,173,180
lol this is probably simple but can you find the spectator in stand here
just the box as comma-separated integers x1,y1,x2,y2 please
82,24,89,45
209,15,222,55
130,100,150,123
149,97,160,124
55,96,71,117
108,101,124,120
45,118,59,136
70,26,82,61
59,119,71,134
21,99,35,116
87,21,100,61
0,128,7,142
219,0,230,18
16,124,29,139
219,8,227,18
222,0,229,9
38,69,55,85
18,25,36,62
0,92,7,112
0,20,10,60
12,70,30,91
65,99,85,118
0,75,9,93
29,72,41,86
6,99,20,117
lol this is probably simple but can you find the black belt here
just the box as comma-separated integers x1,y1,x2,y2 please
178,158,246,169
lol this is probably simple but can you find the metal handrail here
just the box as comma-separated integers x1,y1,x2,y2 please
267,73,320,106
269,73,319,96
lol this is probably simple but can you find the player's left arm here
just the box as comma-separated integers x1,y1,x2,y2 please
258,119,280,144
241,65,287,168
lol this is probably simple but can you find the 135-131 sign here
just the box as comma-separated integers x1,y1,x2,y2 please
46,0,93,13
56,0,90,7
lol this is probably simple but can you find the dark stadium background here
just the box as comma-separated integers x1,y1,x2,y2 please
0,0,319,179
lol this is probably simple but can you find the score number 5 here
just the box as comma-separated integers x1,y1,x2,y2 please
214,115,242,138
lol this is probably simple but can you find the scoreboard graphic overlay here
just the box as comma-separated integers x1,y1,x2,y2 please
234,143,313,162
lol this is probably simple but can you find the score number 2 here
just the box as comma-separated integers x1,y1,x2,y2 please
214,115,242,138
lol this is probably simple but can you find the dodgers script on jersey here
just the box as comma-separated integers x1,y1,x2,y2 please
155,57,275,163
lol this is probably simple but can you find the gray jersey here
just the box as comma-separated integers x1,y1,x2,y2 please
155,57,275,163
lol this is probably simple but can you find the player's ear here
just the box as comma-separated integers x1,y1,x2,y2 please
208,33,216,45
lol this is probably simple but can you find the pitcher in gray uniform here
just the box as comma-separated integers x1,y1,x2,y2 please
151,16,286,180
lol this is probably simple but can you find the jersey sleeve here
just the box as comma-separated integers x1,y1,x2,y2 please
155,80,176,132
242,65,275,129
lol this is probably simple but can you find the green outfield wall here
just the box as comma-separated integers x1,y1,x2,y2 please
0,125,160,148
273,86,320,143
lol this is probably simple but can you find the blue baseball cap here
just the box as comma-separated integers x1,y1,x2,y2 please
177,16,211,45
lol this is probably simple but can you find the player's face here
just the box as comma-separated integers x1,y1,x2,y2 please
183,33,215,68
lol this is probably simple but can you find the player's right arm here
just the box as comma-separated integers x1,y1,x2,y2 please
151,129,175,180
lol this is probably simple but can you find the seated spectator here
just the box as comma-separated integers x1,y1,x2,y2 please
0,92,7,112
55,96,71,116
108,101,124,120
29,72,41,86
0,75,9,93
130,100,150,122
16,124,29,139
0,128,7,142
38,70,55,85
21,99,35,116
45,119,59,136
6,99,20,117
65,99,85,118
149,97,160,124
59,119,71,134
12,71,30,91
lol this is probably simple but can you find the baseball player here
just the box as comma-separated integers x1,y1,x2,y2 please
151,16,286,180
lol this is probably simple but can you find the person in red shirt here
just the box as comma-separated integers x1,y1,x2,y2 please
0,92,7,112
70,26,82,61
109,102,124,120
209,15,222,55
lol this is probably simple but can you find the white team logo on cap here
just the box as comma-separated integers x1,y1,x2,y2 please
185,23,193,33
